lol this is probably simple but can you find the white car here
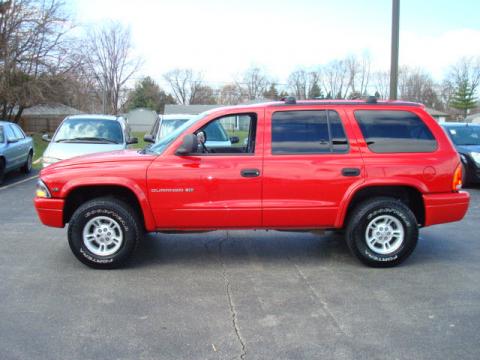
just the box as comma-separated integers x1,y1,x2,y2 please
144,114,236,148
42,115,137,167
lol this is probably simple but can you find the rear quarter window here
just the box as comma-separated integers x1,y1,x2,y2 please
354,110,437,153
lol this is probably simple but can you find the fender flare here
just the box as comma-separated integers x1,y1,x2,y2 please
61,176,156,231
335,178,427,228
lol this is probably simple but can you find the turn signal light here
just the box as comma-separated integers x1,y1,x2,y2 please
452,164,462,192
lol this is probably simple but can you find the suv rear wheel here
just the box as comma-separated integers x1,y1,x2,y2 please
346,197,418,267
68,197,141,269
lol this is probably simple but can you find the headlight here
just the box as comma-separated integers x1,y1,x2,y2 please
470,152,480,165
42,156,61,167
35,180,51,198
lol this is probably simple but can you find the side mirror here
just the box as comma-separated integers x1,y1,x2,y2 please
126,137,138,145
7,138,18,144
230,136,240,144
42,134,51,142
143,134,155,143
175,134,198,155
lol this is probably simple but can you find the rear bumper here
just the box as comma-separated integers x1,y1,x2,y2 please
34,198,65,228
423,191,470,226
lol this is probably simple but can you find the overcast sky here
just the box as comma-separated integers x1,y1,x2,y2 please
71,0,480,88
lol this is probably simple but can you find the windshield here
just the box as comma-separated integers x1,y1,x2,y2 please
159,119,190,139
446,126,480,146
54,118,124,144
147,114,205,155
0,126,4,143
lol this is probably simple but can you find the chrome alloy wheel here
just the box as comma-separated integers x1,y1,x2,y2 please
82,216,123,256
365,215,405,255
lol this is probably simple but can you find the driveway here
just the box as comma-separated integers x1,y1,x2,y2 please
0,179,479,360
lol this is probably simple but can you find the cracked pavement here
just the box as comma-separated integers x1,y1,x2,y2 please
1,179,480,359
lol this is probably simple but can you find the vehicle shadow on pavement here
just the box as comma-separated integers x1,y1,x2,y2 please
128,230,363,269
124,227,471,270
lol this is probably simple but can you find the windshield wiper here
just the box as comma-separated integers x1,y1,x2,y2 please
56,137,119,144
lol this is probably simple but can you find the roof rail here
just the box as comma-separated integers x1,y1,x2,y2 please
366,96,378,104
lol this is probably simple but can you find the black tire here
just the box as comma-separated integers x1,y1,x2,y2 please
22,151,33,173
68,197,142,269
346,197,418,267
461,162,469,188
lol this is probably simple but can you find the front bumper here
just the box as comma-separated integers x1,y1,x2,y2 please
423,191,470,226
34,198,65,228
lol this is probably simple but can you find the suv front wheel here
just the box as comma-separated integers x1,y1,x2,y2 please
68,197,141,269
346,197,418,267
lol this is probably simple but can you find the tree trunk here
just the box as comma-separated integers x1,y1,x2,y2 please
14,105,24,124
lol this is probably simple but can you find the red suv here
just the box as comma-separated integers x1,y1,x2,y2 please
34,98,469,268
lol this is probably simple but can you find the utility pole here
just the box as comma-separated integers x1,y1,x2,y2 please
389,0,400,100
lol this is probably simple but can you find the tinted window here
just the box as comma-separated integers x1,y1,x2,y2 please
54,118,124,144
0,126,4,143
271,110,348,154
355,110,437,153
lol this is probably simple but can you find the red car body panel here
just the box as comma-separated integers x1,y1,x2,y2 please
34,101,470,232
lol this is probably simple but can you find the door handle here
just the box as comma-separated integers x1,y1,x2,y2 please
341,168,361,177
241,168,260,177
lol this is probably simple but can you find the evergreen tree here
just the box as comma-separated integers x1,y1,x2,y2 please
450,79,477,118
125,77,175,113
263,83,279,100
308,82,322,99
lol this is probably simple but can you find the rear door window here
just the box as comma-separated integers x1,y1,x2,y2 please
0,126,4,143
354,110,437,153
271,110,348,154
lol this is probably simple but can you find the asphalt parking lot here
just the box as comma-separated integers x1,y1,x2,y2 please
1,178,479,360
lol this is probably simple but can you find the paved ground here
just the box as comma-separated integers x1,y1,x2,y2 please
0,178,479,360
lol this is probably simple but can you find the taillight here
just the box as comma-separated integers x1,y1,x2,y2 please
452,164,462,192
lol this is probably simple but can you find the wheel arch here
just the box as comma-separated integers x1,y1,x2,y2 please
62,181,156,231
336,182,426,228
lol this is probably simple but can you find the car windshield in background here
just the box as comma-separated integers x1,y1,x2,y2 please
447,126,480,146
54,118,123,144
147,114,204,155
0,126,4,143
159,119,190,139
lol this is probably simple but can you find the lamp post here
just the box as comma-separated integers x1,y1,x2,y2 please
389,0,400,100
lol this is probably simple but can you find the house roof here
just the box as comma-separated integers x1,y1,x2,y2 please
164,104,222,115
21,103,83,117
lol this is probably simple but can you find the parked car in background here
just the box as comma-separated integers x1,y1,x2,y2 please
42,115,138,167
442,122,480,185
144,114,238,148
0,121,34,184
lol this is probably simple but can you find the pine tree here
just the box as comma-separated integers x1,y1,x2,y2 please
308,82,322,99
450,79,477,119
263,83,279,100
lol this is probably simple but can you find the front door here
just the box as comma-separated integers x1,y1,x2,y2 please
147,110,264,229
262,107,365,228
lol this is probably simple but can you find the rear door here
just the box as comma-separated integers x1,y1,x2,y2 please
262,106,365,228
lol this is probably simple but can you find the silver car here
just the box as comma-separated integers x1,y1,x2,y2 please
0,121,34,184
42,115,137,167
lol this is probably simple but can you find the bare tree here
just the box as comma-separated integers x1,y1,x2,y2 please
238,66,270,100
321,59,349,99
0,0,74,121
218,83,244,105
163,68,204,105
345,53,371,97
81,21,141,114
398,66,439,107
371,70,390,99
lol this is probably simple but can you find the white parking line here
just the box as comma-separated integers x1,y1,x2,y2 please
0,175,39,191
